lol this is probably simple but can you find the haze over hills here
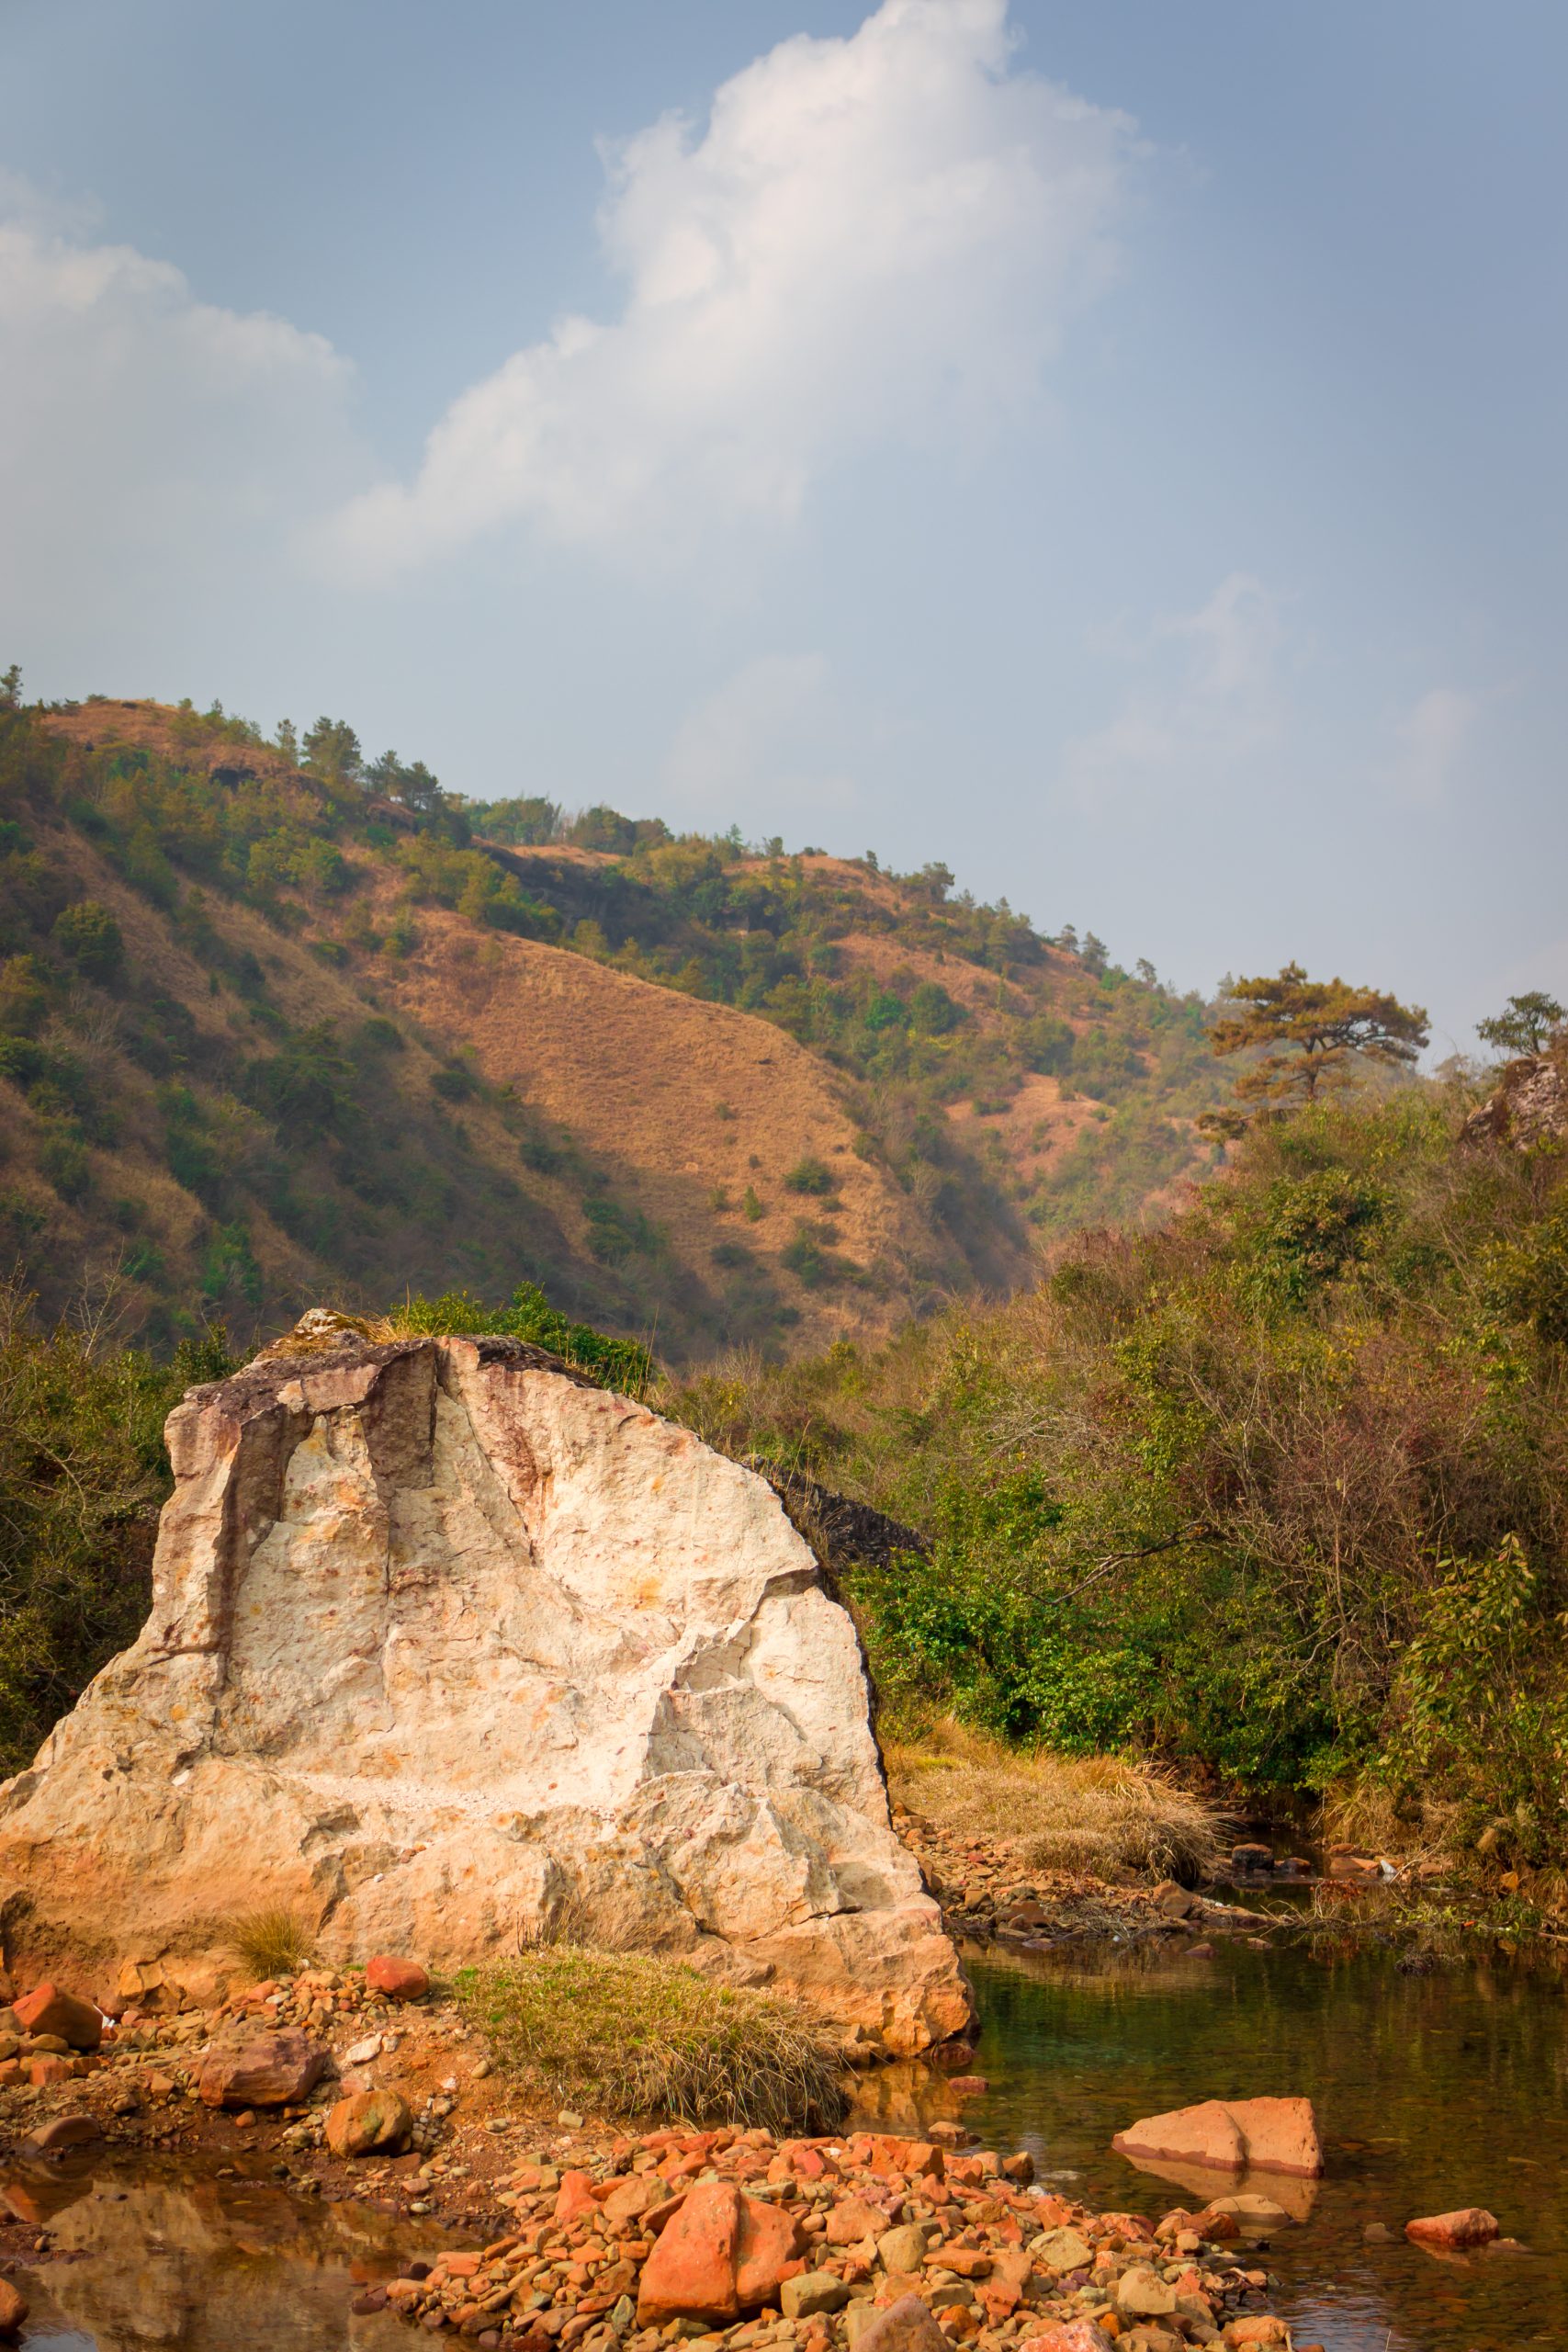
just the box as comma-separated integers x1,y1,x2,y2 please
0,685,1233,1358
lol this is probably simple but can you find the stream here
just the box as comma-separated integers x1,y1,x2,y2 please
948,1937,1565,2352
4,1935,1563,2350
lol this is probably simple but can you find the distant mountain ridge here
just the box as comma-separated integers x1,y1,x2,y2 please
0,689,1230,1358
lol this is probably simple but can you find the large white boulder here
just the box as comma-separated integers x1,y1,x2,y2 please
0,1330,971,2052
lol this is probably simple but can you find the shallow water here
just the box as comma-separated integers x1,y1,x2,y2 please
0,2152,450,2349
8,1936,1566,2351
946,1937,1568,2352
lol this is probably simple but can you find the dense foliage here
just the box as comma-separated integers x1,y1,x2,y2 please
665,1069,1568,1873
0,1283,233,1774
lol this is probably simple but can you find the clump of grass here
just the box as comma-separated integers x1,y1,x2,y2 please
453,1947,848,2133
223,1905,319,1979
887,1719,1225,1882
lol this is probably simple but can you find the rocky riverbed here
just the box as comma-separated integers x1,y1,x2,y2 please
0,1954,1314,2352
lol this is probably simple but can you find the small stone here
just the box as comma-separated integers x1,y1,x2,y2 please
1115,2267,1177,2319
876,2224,931,2276
366,1955,430,2003
325,2086,413,2158
13,1984,102,2051
197,2029,327,2109
20,2114,100,2156
1029,2230,1093,2278
558,2109,585,2129
343,2034,383,2066
1404,2208,1500,2251
852,2297,950,2352
781,2272,851,2319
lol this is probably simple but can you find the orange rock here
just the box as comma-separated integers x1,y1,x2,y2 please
14,1984,101,2051
323,2086,412,2157
0,2278,27,2339
1112,2098,1321,2178
826,2197,887,2245
1404,2208,1500,2251
556,2169,602,2222
602,2174,662,2226
197,2028,327,2109
637,2181,801,2324
365,1954,429,2002
26,2057,71,2087
637,2182,742,2324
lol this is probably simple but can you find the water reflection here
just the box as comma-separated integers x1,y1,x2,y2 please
930,1939,1564,2352
0,2153,451,2350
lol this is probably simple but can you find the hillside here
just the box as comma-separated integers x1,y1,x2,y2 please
0,684,1232,1357
662,1062,1568,1892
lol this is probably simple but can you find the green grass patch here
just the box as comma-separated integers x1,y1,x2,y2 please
453,1947,848,2132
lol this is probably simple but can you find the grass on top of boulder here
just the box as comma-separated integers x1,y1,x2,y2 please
886,1719,1225,1881
222,1905,319,1980
453,1947,849,2134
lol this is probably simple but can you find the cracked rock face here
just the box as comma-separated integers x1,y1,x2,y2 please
0,1333,971,2052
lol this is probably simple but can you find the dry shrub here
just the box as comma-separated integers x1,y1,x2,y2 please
223,1905,318,1978
454,1948,848,2133
887,1719,1225,1881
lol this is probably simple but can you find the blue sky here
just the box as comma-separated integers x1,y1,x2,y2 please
4,0,1564,1051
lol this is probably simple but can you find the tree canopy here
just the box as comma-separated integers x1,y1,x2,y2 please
1477,990,1565,1059
1208,962,1428,1115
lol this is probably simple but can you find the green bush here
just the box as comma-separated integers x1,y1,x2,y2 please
0,1285,234,1773
396,1282,652,1396
52,899,124,982
783,1155,837,1196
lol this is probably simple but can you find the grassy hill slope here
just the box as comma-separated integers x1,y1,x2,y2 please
1,685,1233,1357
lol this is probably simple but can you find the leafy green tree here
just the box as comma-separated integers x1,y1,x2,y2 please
1477,991,1565,1058
367,749,445,819
52,899,124,983
1209,962,1428,1114
301,717,363,797
0,665,21,711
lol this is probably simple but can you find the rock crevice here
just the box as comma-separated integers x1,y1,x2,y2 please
0,1331,970,2052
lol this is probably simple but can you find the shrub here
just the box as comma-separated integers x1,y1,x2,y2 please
454,1948,847,2132
886,1720,1224,1881
783,1155,836,1196
223,1905,318,1979
392,1282,652,1396
52,899,124,982
0,1283,236,1773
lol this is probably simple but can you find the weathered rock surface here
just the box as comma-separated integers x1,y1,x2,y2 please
324,2085,412,2156
13,1984,101,2051
1113,2097,1322,2178
1404,2206,1500,2250
636,2180,801,2323
365,1955,428,2003
0,1329,968,2052
197,2028,327,2110
1463,1051,1568,1149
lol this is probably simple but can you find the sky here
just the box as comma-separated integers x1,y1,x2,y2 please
3,0,1565,1053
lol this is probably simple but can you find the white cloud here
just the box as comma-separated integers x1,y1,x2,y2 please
1061,572,1285,801
0,198,363,658
327,0,1135,573
663,652,855,816
1382,684,1477,807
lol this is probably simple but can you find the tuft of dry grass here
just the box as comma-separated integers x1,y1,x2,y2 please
886,1719,1226,1881
222,1905,319,1978
453,1947,848,2134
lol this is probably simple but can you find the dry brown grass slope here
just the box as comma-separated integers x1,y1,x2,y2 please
371,898,976,1352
